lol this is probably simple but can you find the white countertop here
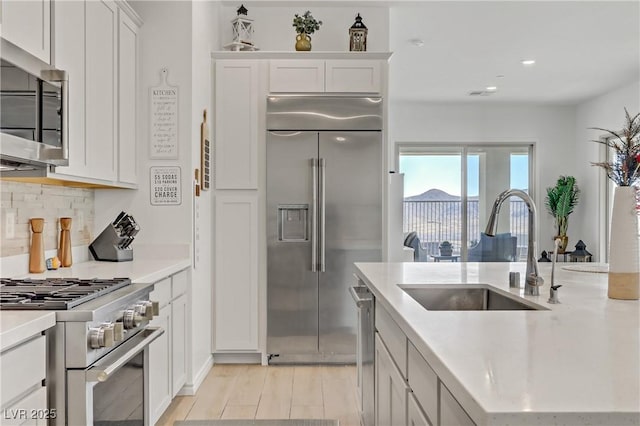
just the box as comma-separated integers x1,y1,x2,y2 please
354,262,640,426
0,311,56,352
0,244,190,352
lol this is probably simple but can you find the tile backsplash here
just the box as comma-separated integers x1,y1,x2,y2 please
1,182,94,257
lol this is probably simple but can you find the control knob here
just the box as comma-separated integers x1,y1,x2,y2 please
88,327,105,349
123,308,144,329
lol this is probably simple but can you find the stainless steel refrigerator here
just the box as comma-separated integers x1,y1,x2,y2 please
266,96,383,364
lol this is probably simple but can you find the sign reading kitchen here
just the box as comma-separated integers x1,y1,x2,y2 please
150,166,182,205
150,68,179,159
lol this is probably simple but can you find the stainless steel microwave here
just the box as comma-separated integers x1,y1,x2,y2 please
0,38,68,173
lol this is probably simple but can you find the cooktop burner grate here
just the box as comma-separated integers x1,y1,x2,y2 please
0,277,132,310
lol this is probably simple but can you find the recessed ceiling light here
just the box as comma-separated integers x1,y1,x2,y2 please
336,136,346,142
521,59,536,66
496,75,505,79
486,86,497,92
410,38,424,47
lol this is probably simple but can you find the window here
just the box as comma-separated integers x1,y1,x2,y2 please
398,144,534,262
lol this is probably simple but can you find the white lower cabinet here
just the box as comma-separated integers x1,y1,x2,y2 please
214,193,259,351
372,300,476,426
0,334,48,425
440,384,475,426
149,304,171,424
148,269,189,424
408,391,432,426
375,333,408,426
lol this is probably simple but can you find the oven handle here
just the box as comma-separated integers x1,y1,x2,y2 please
85,326,164,383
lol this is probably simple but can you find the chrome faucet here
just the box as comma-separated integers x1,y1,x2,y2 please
485,189,543,296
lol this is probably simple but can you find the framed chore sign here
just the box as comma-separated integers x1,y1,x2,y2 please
150,68,179,159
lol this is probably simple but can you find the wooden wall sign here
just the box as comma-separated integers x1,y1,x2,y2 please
150,166,182,205
150,68,179,159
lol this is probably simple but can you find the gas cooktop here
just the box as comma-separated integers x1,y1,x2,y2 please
0,277,132,310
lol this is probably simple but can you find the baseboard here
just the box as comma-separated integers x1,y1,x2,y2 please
213,352,262,364
178,354,213,396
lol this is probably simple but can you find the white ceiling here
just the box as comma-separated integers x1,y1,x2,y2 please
389,1,640,104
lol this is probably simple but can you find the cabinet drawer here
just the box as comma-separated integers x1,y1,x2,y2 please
440,383,475,426
172,270,188,298
1,386,47,426
150,277,171,308
408,342,438,425
325,60,381,93
375,303,407,378
1,335,46,406
269,60,325,92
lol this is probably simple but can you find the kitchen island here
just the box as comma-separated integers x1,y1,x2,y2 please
355,261,639,426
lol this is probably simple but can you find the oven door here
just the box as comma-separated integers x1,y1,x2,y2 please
67,327,164,426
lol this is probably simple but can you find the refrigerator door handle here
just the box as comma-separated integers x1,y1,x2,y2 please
319,158,326,272
311,158,318,272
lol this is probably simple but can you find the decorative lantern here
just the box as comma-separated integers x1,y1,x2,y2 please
224,4,258,51
569,240,592,262
349,13,367,52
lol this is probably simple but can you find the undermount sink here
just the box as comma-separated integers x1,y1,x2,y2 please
400,285,546,311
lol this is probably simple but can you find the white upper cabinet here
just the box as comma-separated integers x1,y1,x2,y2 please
269,59,325,92
85,0,118,182
1,0,51,63
49,0,141,187
118,9,138,184
51,0,86,177
214,60,260,189
325,60,381,93
269,58,383,94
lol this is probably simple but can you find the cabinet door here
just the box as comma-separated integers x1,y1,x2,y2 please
85,0,118,181
408,391,432,426
215,60,259,189
325,60,381,93
1,0,51,63
51,0,86,177
440,383,475,426
375,333,407,426
148,304,171,425
117,9,138,184
214,193,259,351
172,293,188,396
269,59,325,92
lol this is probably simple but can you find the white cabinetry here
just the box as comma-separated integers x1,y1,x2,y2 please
269,59,382,93
372,300,477,426
214,193,259,351
0,334,48,425
117,9,138,184
214,60,259,189
0,0,51,63
375,333,408,426
36,0,141,188
148,269,190,425
85,0,118,181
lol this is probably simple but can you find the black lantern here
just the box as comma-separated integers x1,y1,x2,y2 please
349,13,367,52
569,240,592,262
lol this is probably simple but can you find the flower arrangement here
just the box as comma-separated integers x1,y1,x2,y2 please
591,108,640,187
545,176,580,237
293,11,322,35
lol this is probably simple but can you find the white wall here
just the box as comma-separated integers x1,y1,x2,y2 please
389,102,577,254
219,5,389,51
189,0,219,389
574,80,640,261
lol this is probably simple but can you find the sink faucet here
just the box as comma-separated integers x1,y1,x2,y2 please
485,189,543,296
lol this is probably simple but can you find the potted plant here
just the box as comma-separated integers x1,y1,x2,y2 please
591,108,640,300
292,11,322,51
545,175,580,253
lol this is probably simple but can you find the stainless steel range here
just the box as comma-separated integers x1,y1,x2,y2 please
0,277,162,426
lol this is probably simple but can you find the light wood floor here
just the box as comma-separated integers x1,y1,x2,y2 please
156,364,361,426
